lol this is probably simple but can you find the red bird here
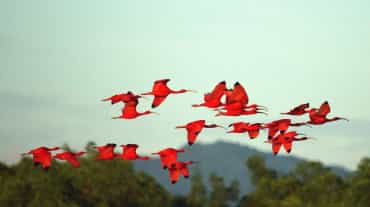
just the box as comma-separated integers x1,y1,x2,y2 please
266,131,311,155
167,161,197,184
192,81,227,108
281,103,310,116
176,120,226,145
141,79,196,108
117,144,149,160
94,143,117,160
307,101,348,125
54,151,86,168
101,91,143,105
264,119,308,140
112,98,157,119
22,146,60,170
152,148,185,169
227,122,250,133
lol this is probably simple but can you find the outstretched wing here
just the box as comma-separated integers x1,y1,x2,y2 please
248,129,260,139
152,96,168,108
228,82,249,105
318,101,331,117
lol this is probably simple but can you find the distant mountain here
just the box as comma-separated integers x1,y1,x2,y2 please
134,141,350,195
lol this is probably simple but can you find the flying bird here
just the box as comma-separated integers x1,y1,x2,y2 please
112,98,157,119
94,143,117,160
141,79,196,108
266,131,311,155
54,151,86,168
118,144,149,160
192,81,227,108
152,148,185,169
176,120,226,145
281,103,310,116
22,146,60,170
167,161,197,184
307,101,348,125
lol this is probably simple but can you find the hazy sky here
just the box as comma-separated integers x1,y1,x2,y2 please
1,0,369,170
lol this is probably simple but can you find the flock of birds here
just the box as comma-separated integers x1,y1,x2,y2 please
22,79,348,184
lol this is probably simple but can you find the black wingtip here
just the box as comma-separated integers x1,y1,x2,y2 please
184,176,189,179
188,142,194,146
171,181,177,184
287,149,291,153
234,81,240,86
220,80,226,84
151,104,157,108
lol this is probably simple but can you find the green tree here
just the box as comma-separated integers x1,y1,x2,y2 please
187,168,208,207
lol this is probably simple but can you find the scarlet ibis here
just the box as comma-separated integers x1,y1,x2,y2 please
22,146,60,170
141,79,196,108
176,120,226,146
266,131,311,155
118,144,149,160
307,101,349,125
112,98,158,119
94,143,117,160
54,151,85,168
192,81,227,108
281,103,310,116
227,122,250,133
101,91,143,105
152,148,185,169
264,119,308,140
167,161,197,184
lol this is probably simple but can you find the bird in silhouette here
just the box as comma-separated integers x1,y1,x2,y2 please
192,81,227,108
54,151,86,167
117,144,149,160
307,101,348,125
176,120,226,145
281,103,310,116
152,148,185,169
141,79,196,108
22,146,60,170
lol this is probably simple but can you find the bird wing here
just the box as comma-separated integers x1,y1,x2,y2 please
168,168,181,183
207,81,227,101
122,104,139,116
181,167,190,177
152,96,168,108
38,151,53,168
228,82,249,105
247,129,260,139
152,79,171,96
318,101,331,117
67,156,81,167
282,141,293,153
272,141,282,155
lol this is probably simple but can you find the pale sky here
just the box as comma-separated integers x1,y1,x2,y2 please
1,0,369,170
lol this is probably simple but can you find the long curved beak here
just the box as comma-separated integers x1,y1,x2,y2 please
188,90,198,93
